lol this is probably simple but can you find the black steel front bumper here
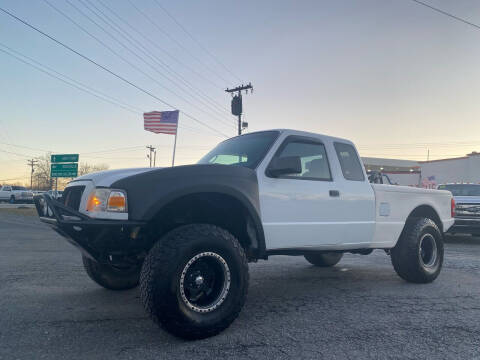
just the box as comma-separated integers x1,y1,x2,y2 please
34,194,146,262
448,218,480,236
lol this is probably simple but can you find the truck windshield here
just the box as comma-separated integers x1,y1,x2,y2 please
438,184,480,196
198,131,280,169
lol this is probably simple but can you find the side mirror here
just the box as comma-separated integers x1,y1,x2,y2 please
268,156,302,177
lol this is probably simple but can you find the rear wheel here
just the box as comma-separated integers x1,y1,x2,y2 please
9,196,15,204
140,224,249,340
391,218,443,283
304,252,343,267
82,256,141,290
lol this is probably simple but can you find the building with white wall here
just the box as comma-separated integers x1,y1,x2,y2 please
420,152,480,185
362,152,480,187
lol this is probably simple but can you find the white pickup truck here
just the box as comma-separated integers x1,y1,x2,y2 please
34,129,454,339
0,185,34,203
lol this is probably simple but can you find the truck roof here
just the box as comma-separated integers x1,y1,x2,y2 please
239,129,355,146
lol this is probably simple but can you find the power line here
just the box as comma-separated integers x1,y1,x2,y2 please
27,159,39,189
0,148,33,158
126,0,232,85
75,0,235,129
92,0,235,120
47,0,233,130
152,0,242,83
56,0,234,132
0,6,230,138
0,139,51,153
0,43,141,115
409,0,480,31
146,145,156,167
97,1,223,90
0,44,222,140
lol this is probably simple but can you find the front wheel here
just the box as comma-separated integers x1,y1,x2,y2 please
82,256,141,290
391,218,443,283
305,252,343,267
140,224,249,340
9,196,15,204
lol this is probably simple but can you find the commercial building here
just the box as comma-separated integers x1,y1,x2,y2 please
362,152,480,187
420,152,480,186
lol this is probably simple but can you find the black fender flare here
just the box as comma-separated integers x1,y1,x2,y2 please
111,164,267,258
144,185,266,258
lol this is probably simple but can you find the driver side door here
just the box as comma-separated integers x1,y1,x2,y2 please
258,135,347,249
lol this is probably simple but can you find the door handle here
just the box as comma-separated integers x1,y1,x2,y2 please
329,190,340,197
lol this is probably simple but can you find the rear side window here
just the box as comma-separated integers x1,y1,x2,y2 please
334,142,365,181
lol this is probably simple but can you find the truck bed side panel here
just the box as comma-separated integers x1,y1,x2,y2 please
371,184,454,248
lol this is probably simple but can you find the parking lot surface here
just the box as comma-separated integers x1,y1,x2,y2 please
1,212,479,360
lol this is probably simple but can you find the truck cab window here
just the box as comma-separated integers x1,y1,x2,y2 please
334,142,365,181
275,140,331,181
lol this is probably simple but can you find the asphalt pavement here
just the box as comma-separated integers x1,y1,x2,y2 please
0,212,479,360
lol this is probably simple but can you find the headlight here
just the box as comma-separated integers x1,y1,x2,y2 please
86,188,127,213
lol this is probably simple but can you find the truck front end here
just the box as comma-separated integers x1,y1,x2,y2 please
438,184,480,236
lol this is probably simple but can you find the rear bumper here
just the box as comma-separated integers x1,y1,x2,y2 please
448,218,480,235
34,194,146,262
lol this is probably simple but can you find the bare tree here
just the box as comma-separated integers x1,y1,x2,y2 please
34,153,52,190
78,163,109,176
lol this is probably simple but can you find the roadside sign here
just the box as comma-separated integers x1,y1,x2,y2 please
51,163,78,178
51,154,79,163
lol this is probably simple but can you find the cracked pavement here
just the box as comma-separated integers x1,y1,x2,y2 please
1,212,479,359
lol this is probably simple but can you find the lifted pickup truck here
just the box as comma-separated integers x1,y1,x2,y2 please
35,129,454,339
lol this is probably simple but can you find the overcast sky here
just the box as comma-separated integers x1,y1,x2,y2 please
1,0,480,183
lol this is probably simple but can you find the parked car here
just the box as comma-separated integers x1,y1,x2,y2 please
0,185,34,203
35,129,454,339
438,183,480,235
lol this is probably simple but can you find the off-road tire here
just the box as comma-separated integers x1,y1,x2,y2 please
140,224,249,340
391,218,443,283
305,252,343,267
82,255,141,290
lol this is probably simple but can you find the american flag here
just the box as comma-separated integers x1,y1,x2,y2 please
144,110,179,135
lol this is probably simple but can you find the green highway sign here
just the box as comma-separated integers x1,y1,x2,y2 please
51,163,78,178
51,154,79,163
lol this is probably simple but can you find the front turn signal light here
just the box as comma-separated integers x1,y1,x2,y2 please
107,191,127,212
86,188,127,213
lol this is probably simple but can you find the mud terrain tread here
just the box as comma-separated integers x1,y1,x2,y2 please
391,218,443,284
82,255,140,290
140,223,249,339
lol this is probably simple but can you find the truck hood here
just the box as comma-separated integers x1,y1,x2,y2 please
453,196,480,205
71,167,160,187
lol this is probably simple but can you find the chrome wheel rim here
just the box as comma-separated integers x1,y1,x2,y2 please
179,252,231,313
419,233,437,268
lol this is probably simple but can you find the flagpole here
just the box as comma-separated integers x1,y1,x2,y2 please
172,111,178,167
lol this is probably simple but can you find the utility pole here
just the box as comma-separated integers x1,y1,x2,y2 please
225,82,253,135
27,159,38,190
146,145,156,167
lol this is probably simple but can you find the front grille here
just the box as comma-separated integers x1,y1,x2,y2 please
63,186,85,211
455,203,480,218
